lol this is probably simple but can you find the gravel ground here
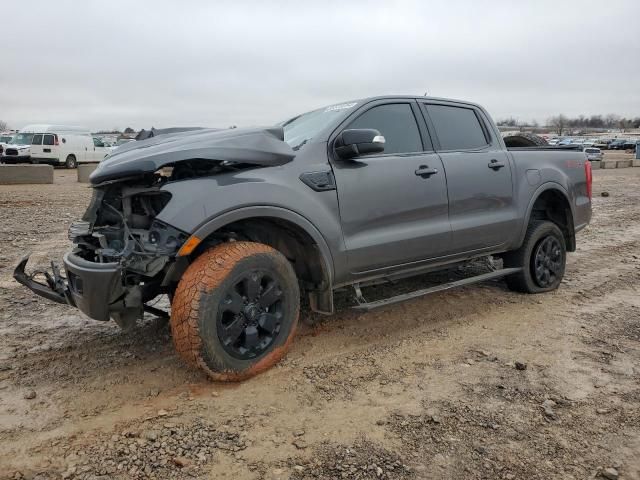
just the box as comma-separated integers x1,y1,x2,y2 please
1,164,639,480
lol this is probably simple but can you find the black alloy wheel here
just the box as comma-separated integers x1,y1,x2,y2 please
532,236,563,288
216,270,285,359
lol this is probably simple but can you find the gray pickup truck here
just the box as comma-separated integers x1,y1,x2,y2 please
15,95,592,380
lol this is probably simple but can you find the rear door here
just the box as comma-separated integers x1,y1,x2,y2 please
30,134,43,160
421,102,517,252
40,134,58,163
331,100,451,273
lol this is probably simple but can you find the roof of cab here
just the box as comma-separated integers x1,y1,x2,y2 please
350,95,484,109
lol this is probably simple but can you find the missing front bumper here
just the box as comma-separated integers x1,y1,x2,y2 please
14,252,124,321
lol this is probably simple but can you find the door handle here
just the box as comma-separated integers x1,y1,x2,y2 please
488,159,505,170
415,165,438,177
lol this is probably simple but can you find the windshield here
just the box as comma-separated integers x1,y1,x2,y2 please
10,133,34,145
282,101,358,151
0,135,13,143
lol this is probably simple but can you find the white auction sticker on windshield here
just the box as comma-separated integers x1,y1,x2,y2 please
324,102,357,112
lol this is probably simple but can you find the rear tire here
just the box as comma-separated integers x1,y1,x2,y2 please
503,220,566,293
65,155,77,169
170,242,299,381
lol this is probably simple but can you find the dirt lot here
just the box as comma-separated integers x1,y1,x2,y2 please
1,164,639,480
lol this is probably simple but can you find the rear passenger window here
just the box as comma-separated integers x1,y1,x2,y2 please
31,134,43,145
43,135,55,146
426,105,489,150
348,103,423,154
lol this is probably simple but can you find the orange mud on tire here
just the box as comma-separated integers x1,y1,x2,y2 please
170,242,300,381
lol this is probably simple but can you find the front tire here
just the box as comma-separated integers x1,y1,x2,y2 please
170,242,300,381
503,220,566,293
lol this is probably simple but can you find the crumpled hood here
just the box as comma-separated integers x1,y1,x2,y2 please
89,126,296,185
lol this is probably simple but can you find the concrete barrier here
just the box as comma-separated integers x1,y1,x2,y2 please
601,160,618,169
77,163,99,183
617,159,632,169
633,159,640,167
0,164,54,184
590,160,601,170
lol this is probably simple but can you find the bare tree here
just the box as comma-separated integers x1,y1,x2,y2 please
604,114,621,129
0,120,8,131
547,115,568,135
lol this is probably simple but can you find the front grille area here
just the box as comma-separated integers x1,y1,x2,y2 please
5,148,18,156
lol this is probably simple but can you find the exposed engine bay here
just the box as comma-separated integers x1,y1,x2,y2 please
72,159,255,270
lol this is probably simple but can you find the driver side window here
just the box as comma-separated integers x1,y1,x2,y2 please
347,103,423,155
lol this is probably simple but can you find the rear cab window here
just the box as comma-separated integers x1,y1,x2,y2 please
31,134,43,145
423,104,490,151
347,103,424,154
43,134,55,146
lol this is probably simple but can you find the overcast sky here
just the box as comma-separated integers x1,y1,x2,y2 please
2,0,639,131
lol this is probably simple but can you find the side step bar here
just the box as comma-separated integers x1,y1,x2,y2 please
352,267,522,311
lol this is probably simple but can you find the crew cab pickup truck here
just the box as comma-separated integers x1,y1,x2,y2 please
15,96,592,380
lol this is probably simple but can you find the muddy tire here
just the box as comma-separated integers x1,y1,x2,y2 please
170,241,299,381
503,220,566,293
502,132,548,148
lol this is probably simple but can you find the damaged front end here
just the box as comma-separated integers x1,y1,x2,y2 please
14,171,189,326
14,126,296,326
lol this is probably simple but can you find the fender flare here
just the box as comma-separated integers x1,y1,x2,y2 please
517,182,575,248
191,205,335,284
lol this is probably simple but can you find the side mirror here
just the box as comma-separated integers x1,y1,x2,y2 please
334,129,385,160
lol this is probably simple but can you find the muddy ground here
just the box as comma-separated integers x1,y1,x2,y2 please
0,164,639,480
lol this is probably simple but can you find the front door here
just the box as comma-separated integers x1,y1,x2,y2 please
92,137,109,161
331,101,451,274
422,102,517,252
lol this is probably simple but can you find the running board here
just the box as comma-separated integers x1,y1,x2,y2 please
352,267,522,311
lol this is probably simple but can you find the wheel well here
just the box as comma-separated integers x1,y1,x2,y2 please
193,217,333,312
529,189,575,251
66,154,76,159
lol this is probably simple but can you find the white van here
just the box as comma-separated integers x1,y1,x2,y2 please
19,125,111,168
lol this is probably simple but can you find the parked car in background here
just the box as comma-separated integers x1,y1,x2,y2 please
593,139,612,150
20,125,110,167
622,139,638,151
115,138,135,147
1,132,34,163
0,133,15,158
581,138,596,147
92,136,114,155
558,138,584,146
609,139,627,150
584,147,603,161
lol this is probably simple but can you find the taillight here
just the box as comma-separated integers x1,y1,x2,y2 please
54,134,59,146
584,160,592,200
